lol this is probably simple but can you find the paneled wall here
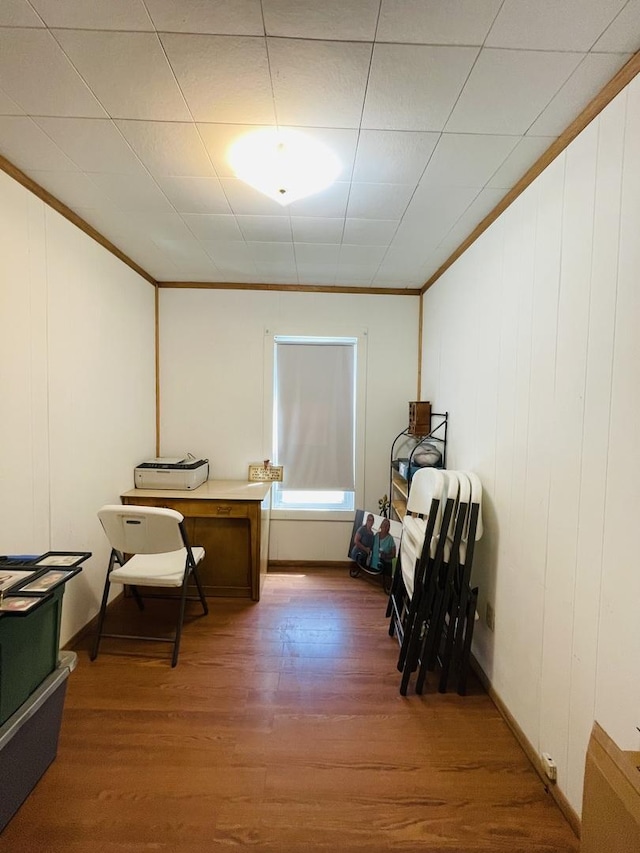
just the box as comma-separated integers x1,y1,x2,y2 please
0,172,156,644
421,78,640,815
158,287,418,560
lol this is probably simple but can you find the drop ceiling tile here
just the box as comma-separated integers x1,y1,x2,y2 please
236,216,293,242
30,0,153,29
0,29,106,117
52,30,190,121
290,217,344,243
246,242,296,263
161,34,275,124
527,52,631,136
146,0,263,33
200,270,257,283
486,0,627,51
115,120,215,177
267,37,371,128
436,185,507,249
88,171,175,213
487,135,555,188
201,240,258,270
377,0,502,45
375,246,426,281
0,0,45,26
153,241,219,277
295,264,337,284
346,183,415,219
445,48,584,134
263,0,379,40
155,176,232,214
182,214,244,241
0,87,24,115
362,44,479,131
593,0,640,51
295,243,341,265
286,182,350,217
0,116,77,170
257,269,300,285
33,117,146,175
122,210,194,243
27,170,121,209
420,133,519,188
339,244,387,265
393,185,479,247
353,130,439,184
219,177,290,216
342,218,398,245
335,266,375,286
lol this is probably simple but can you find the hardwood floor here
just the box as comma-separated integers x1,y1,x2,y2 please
1,568,579,852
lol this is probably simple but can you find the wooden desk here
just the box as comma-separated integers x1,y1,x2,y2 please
121,480,271,601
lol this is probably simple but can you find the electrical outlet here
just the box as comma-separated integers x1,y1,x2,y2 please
541,753,557,781
485,601,495,632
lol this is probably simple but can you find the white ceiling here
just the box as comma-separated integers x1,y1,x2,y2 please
0,0,638,289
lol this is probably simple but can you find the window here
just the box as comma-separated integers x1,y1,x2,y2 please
272,335,357,511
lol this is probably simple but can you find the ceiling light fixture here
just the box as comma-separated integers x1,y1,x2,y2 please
228,128,341,206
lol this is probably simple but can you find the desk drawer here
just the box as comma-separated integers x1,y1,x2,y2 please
122,496,251,519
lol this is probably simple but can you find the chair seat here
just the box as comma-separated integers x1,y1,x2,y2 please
109,546,205,587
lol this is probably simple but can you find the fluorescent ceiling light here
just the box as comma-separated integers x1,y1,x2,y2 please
228,128,341,206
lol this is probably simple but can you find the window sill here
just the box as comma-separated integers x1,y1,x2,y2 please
270,509,355,522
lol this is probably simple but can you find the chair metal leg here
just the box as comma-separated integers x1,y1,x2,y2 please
89,572,111,660
130,585,145,610
171,576,191,667
190,564,209,615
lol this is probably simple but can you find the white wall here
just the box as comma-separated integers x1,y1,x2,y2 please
0,172,156,643
159,288,418,560
420,77,640,815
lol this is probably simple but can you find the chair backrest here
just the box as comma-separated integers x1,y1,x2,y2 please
445,470,471,559
406,467,445,516
430,469,460,561
466,472,483,540
98,505,186,555
458,472,483,564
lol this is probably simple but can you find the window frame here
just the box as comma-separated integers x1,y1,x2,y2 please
263,327,367,520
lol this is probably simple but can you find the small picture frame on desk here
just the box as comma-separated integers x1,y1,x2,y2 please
33,551,91,568
12,566,82,595
0,594,50,615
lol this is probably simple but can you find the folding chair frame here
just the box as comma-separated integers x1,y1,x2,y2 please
91,519,208,667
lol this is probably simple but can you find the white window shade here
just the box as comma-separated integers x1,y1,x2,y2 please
274,339,355,491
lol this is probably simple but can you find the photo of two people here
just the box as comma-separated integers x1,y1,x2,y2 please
347,510,402,584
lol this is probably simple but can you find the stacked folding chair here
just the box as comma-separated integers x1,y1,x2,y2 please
387,468,483,696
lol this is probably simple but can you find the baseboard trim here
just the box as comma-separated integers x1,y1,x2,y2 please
470,653,581,839
62,590,124,651
268,560,352,570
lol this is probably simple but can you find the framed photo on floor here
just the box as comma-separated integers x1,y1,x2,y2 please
348,510,402,574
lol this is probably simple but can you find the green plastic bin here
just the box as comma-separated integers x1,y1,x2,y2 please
0,586,64,727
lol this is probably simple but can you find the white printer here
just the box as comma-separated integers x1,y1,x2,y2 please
134,456,209,490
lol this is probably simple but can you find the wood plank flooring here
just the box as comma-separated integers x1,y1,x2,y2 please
1,568,579,852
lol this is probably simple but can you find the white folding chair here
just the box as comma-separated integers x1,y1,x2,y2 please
397,470,459,694
386,468,445,639
415,470,471,693
91,505,209,667
448,472,483,694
